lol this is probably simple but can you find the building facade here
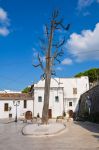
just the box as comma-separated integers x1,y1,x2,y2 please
0,76,89,119
0,90,33,119
34,76,89,118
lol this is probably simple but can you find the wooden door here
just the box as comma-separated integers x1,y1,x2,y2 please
68,110,73,118
48,109,52,118
25,111,32,120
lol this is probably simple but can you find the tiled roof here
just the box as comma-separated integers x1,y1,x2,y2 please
0,93,33,100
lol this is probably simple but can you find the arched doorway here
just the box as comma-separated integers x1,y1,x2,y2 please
68,110,74,118
25,111,32,120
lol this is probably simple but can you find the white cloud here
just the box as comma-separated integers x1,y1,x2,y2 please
77,0,94,10
77,0,98,10
66,23,99,62
62,58,73,65
0,27,9,36
0,7,10,36
0,8,7,21
56,67,62,71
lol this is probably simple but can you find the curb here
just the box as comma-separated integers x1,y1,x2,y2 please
21,123,67,137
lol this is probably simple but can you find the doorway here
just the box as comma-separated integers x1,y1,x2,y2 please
48,109,52,118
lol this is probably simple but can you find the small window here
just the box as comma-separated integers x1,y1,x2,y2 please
4,103,8,111
38,96,42,102
55,96,59,102
24,100,27,108
69,102,72,106
73,88,77,94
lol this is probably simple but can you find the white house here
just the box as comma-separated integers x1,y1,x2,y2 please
0,90,33,119
33,76,89,118
0,76,89,119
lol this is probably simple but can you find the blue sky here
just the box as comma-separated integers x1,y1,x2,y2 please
0,0,99,90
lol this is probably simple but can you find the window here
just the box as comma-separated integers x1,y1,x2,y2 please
69,102,72,106
38,96,42,102
24,100,27,108
73,88,77,94
55,96,59,102
4,103,8,111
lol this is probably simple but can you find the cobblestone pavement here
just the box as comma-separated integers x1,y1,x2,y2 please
0,121,99,150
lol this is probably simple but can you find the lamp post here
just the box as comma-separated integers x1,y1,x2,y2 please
13,100,20,122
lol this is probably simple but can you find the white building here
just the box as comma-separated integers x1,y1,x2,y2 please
0,90,33,119
34,76,89,118
0,76,89,119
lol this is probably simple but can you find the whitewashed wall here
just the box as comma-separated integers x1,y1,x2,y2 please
34,76,89,116
0,99,33,119
61,76,89,112
0,76,89,119
34,87,63,118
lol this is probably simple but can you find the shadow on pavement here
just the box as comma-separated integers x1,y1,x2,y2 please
74,121,99,140
74,121,99,133
93,134,99,139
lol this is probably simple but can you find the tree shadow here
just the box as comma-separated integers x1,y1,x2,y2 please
74,121,99,134
93,135,99,140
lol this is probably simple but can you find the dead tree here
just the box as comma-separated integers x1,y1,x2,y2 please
33,10,70,124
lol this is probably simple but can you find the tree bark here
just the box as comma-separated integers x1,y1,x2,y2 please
42,22,54,124
40,11,69,124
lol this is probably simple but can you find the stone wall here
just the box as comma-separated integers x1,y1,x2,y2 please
78,85,99,123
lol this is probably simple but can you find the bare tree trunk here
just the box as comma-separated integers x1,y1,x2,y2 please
33,11,70,124
42,23,54,124
42,71,51,123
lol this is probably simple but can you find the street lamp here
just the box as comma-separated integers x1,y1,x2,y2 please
13,100,20,122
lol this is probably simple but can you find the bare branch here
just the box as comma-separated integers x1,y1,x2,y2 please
33,10,70,124
56,49,64,57
53,37,65,48
51,48,64,66
54,19,63,28
55,58,61,64
51,47,58,66
52,10,59,19
45,24,49,38
37,53,45,71
39,37,46,45
33,53,45,72
40,44,47,52
58,37,65,48
51,70,56,76
60,23,70,31
40,73,46,80
32,64,41,67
